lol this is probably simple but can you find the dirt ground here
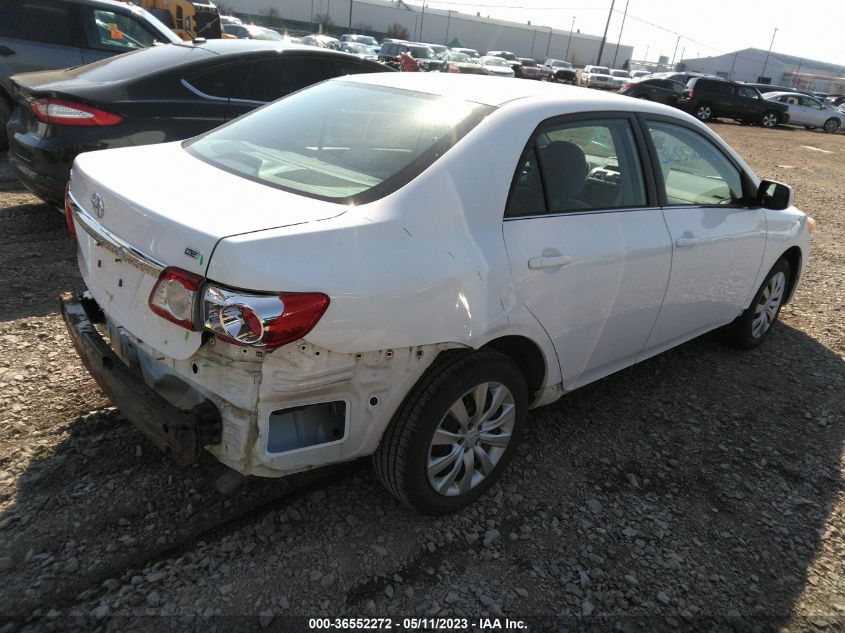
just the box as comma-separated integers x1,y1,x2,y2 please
0,122,843,633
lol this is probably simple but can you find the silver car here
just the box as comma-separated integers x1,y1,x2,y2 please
765,92,845,133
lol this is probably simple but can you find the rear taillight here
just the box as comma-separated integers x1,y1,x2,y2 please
201,286,329,350
64,177,76,238
622,82,633,90
448,62,460,73
30,99,123,126
686,89,695,100
148,270,330,351
149,268,203,331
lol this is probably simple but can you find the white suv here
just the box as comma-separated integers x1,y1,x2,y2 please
63,74,811,514
580,65,613,89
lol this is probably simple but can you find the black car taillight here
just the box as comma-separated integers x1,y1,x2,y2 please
31,99,123,126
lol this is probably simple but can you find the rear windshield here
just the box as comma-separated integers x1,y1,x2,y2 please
185,81,494,204
60,44,212,83
591,67,610,74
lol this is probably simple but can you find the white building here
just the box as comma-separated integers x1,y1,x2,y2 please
223,0,634,67
678,48,845,93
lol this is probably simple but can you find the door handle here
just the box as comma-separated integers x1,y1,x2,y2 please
528,255,573,270
0,46,15,57
675,236,700,248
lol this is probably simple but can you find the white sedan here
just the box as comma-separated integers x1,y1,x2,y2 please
478,55,514,77
765,91,845,132
63,74,812,515
579,65,614,89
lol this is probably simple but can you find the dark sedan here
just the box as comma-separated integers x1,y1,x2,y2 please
619,77,686,105
7,40,390,205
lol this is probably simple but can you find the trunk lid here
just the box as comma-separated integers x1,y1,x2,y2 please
70,142,348,359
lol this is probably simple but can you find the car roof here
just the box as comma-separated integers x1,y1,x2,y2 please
185,39,348,58
338,72,671,108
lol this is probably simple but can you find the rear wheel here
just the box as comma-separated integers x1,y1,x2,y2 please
760,111,780,128
373,350,528,515
724,258,791,349
694,103,713,121
822,118,841,133
637,93,652,100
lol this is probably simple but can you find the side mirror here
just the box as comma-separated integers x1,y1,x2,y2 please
758,179,794,210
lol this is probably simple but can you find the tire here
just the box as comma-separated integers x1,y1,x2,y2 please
822,118,840,133
694,103,713,121
760,111,779,128
373,350,528,515
724,257,791,349
0,96,11,152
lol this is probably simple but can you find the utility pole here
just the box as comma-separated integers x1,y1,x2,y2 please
670,34,680,68
760,27,778,81
564,16,575,61
445,10,452,44
728,52,738,80
419,2,426,41
546,26,552,58
611,0,629,68
531,28,537,58
348,0,353,29
644,44,649,61
596,0,615,66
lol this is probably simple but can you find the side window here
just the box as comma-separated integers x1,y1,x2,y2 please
799,96,821,109
646,121,744,206
0,0,77,46
184,63,242,99
81,9,158,52
232,57,328,103
506,119,647,217
330,59,381,77
737,87,759,100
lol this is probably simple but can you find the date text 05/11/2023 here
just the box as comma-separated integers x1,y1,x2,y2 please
307,617,529,630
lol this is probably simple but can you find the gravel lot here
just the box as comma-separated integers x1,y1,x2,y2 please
0,122,843,632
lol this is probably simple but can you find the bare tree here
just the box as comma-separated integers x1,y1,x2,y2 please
386,23,409,40
313,12,333,30
262,7,281,27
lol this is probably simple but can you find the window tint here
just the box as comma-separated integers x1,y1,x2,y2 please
184,63,241,99
506,119,647,217
0,0,77,47
646,121,743,206
798,96,821,108
82,9,158,52
329,59,382,77
232,57,328,103
737,86,759,100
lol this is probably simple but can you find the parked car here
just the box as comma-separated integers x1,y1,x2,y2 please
378,42,445,71
630,70,650,79
619,77,686,105
824,94,845,107
478,56,514,77
740,82,803,96
219,15,243,25
301,34,339,49
542,59,576,84
222,24,283,41
444,52,483,75
7,40,390,205
423,44,448,60
0,0,181,149
516,58,543,80
579,65,613,89
609,69,631,90
649,71,709,84
764,92,845,132
486,50,521,75
677,77,789,127
62,73,811,514
339,42,378,61
451,47,480,60
340,34,378,47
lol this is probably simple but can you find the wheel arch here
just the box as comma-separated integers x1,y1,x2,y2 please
780,245,803,304
480,335,547,403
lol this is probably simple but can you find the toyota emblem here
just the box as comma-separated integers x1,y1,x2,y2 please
91,193,105,218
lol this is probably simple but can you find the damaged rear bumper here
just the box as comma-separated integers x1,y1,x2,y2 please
60,292,222,465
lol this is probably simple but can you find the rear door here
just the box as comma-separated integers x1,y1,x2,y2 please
736,85,766,121
502,114,671,390
0,0,84,75
639,117,766,359
225,54,333,120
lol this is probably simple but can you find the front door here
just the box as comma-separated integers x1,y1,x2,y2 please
502,115,672,390
640,118,766,359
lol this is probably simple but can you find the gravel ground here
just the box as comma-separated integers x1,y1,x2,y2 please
0,123,843,633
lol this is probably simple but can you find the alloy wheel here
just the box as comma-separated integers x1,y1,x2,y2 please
427,382,515,497
751,271,786,338
761,113,778,128
696,105,712,121
823,118,840,133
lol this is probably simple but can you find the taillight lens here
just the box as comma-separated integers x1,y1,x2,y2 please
201,286,329,350
622,82,633,90
30,99,123,126
686,89,694,100
149,268,203,330
448,62,460,73
64,177,76,238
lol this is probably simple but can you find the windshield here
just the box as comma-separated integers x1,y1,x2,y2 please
591,67,610,74
409,46,433,59
56,44,212,82
551,60,572,68
251,27,283,41
484,57,508,67
611,70,630,77
350,35,377,45
186,82,494,204
448,53,470,62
